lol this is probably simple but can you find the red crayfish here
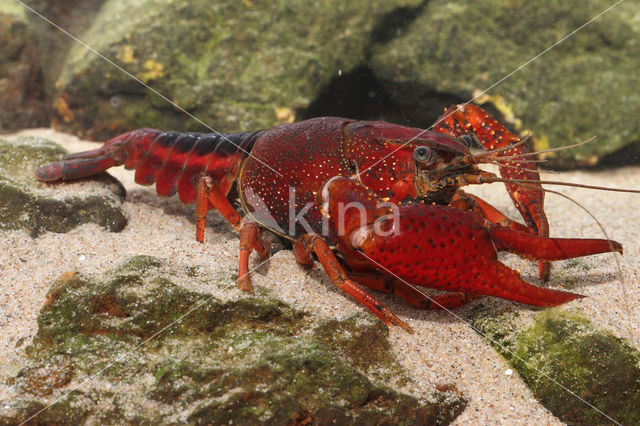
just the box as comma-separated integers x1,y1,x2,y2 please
36,104,623,332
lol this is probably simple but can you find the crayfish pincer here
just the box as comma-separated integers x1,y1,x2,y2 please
36,104,624,331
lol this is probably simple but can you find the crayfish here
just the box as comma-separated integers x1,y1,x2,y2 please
36,104,624,332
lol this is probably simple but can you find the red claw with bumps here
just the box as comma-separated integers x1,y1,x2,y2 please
433,104,552,280
321,177,621,313
35,104,625,331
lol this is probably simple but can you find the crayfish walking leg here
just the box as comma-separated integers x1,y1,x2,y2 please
196,175,269,292
293,234,413,332
347,271,481,310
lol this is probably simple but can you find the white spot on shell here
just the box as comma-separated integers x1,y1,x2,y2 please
349,225,373,248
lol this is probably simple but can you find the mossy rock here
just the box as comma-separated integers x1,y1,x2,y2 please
53,0,420,140
313,313,409,386
370,0,640,167
471,308,640,424
0,3,50,131
0,255,466,424
0,137,126,236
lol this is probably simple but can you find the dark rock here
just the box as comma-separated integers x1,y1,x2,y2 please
20,0,108,95
0,136,126,236
314,314,409,386
0,3,49,131
14,355,74,397
0,391,90,426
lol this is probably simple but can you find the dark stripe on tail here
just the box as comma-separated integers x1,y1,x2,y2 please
151,130,263,158
131,129,263,181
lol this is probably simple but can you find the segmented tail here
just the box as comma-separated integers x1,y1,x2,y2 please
36,129,263,204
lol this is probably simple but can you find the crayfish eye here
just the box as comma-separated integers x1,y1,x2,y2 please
413,146,435,164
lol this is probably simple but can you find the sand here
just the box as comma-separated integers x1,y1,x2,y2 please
1,128,638,424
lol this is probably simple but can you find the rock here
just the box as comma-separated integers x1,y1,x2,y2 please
52,0,420,140
0,136,127,236
314,314,408,385
470,308,640,424
0,256,467,424
19,0,108,93
0,2,50,131
370,0,640,167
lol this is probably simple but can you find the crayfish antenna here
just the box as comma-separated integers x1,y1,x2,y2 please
483,176,640,195
481,136,598,163
483,159,559,175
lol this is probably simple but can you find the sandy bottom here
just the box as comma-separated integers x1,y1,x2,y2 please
1,128,638,425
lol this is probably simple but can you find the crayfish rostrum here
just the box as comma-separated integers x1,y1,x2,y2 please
36,104,622,332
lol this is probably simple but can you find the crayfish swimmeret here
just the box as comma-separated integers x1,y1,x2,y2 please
37,104,622,331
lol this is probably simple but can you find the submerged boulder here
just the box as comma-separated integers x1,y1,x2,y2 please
370,0,640,166
0,256,466,424
0,3,50,131
52,0,420,139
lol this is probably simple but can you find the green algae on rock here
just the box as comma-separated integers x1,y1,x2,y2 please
313,314,410,386
370,0,640,167
52,0,421,140
471,309,640,424
0,137,126,236
0,255,466,425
